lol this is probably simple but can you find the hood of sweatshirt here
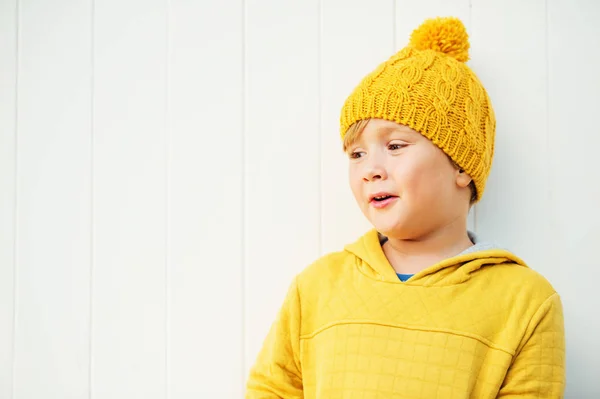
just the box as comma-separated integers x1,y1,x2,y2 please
344,228,528,286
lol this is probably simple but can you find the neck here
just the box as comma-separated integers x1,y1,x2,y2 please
382,217,473,275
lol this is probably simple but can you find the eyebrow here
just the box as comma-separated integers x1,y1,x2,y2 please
347,124,415,150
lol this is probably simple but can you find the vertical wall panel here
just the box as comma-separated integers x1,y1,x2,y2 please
471,0,550,268
244,0,320,378
548,0,600,397
0,2,598,398
320,0,395,254
0,1,17,397
92,1,167,397
14,0,92,398
168,0,244,397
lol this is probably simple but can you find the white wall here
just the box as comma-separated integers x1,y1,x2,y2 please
0,0,598,398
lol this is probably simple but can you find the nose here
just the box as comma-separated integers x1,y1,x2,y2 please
362,155,387,182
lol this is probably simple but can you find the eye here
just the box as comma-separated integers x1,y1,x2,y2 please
388,143,406,151
349,151,364,159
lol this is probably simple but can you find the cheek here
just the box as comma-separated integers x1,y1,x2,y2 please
392,156,448,199
348,165,363,200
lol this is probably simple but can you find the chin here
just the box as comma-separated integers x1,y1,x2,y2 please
370,218,403,238
370,217,421,240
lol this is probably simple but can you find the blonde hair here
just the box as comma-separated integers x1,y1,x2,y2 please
342,119,370,152
342,119,477,204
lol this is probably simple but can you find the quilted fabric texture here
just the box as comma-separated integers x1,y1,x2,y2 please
246,229,566,398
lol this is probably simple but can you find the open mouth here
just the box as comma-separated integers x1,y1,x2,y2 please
369,193,398,208
372,195,393,202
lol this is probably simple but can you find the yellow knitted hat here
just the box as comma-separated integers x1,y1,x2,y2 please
340,16,495,202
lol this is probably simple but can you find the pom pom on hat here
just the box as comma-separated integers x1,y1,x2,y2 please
408,16,470,62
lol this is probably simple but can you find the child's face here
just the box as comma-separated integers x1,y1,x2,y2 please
346,119,472,239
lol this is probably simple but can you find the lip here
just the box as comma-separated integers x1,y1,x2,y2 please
369,192,399,209
368,192,397,201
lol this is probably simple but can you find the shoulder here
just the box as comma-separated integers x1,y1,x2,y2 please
476,260,560,332
289,248,362,335
485,261,565,350
485,262,557,299
295,249,357,290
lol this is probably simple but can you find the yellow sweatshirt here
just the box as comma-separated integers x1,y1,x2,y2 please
246,229,566,398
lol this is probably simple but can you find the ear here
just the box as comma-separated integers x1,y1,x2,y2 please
455,168,473,188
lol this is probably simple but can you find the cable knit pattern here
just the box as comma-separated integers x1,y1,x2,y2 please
339,17,495,201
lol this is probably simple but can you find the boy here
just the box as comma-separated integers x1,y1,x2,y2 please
246,16,566,398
